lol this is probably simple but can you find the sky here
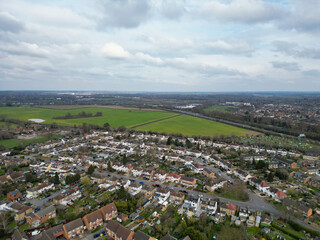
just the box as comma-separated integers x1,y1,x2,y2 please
0,0,320,92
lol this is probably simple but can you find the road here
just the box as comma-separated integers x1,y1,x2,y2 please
26,189,63,208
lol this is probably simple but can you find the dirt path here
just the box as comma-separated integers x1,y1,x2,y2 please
130,114,182,129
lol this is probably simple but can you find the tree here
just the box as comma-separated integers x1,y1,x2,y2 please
87,165,95,175
53,172,60,184
166,136,173,145
103,122,111,130
0,212,10,235
81,176,90,185
267,172,274,182
107,161,113,172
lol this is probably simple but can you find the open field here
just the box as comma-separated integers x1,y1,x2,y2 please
38,105,165,111
136,115,258,136
0,106,258,137
0,121,17,129
0,107,175,128
204,105,239,113
0,134,62,148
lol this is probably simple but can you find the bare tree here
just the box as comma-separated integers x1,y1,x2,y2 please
0,211,10,234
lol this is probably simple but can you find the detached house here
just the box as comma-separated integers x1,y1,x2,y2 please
82,210,103,231
153,170,166,182
180,176,196,187
220,203,237,217
100,202,118,221
26,182,54,199
7,202,33,221
63,218,85,239
169,190,185,205
7,189,22,202
105,220,135,240
166,173,181,183
205,178,227,192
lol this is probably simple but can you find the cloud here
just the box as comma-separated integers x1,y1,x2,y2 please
302,69,320,77
135,52,163,64
273,41,320,59
97,0,151,29
202,40,253,55
271,61,300,71
198,0,283,24
0,12,24,33
160,0,186,20
279,0,320,32
101,42,131,59
0,41,50,58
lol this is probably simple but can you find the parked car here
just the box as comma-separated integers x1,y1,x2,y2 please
31,230,40,236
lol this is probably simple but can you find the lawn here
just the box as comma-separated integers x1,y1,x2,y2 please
136,115,257,137
0,106,175,128
0,134,62,148
247,227,261,236
204,105,239,113
0,121,17,129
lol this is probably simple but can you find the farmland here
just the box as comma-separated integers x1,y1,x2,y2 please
136,115,258,136
0,134,62,148
0,106,258,137
0,107,175,128
204,105,239,113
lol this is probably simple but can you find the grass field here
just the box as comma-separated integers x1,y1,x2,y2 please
204,105,239,113
136,115,258,136
0,106,258,137
0,134,62,148
0,107,175,128
0,121,17,129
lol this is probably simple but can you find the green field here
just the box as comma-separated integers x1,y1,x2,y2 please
0,106,258,137
204,105,239,113
0,121,17,129
0,107,175,128
0,134,62,148
136,115,257,136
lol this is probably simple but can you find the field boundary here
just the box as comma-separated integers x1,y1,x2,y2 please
130,114,182,129
36,105,166,112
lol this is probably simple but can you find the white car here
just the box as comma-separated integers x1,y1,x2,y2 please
31,230,40,236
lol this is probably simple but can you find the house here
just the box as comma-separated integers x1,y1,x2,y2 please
180,176,196,187
201,199,218,216
26,205,56,227
239,207,253,222
247,214,256,227
63,218,85,239
203,168,215,178
43,224,64,239
243,155,266,162
169,190,185,205
153,170,166,182
91,172,107,184
100,202,118,221
82,210,103,231
258,181,270,193
180,195,201,217
12,229,28,240
166,173,181,183
193,163,204,173
9,171,25,182
7,202,33,221
220,203,237,217
7,189,23,201
275,190,287,199
53,189,81,205
205,178,227,192
141,169,153,180
26,182,55,198
127,181,142,196
134,230,156,240
268,161,279,169
141,185,155,199
105,220,135,240
117,212,128,223
131,168,143,177
154,188,170,204
278,158,297,169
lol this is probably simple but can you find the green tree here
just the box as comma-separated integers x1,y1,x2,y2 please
167,136,173,145
81,176,90,185
107,161,113,172
87,165,95,175
54,172,60,184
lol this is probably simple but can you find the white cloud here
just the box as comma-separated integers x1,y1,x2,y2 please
135,52,163,64
0,12,24,33
101,42,131,59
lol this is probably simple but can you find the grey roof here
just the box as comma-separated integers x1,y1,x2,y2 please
160,233,177,240
36,205,56,218
12,229,28,240
134,230,150,240
63,218,84,232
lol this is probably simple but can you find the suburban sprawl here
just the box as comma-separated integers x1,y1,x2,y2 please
0,125,320,240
